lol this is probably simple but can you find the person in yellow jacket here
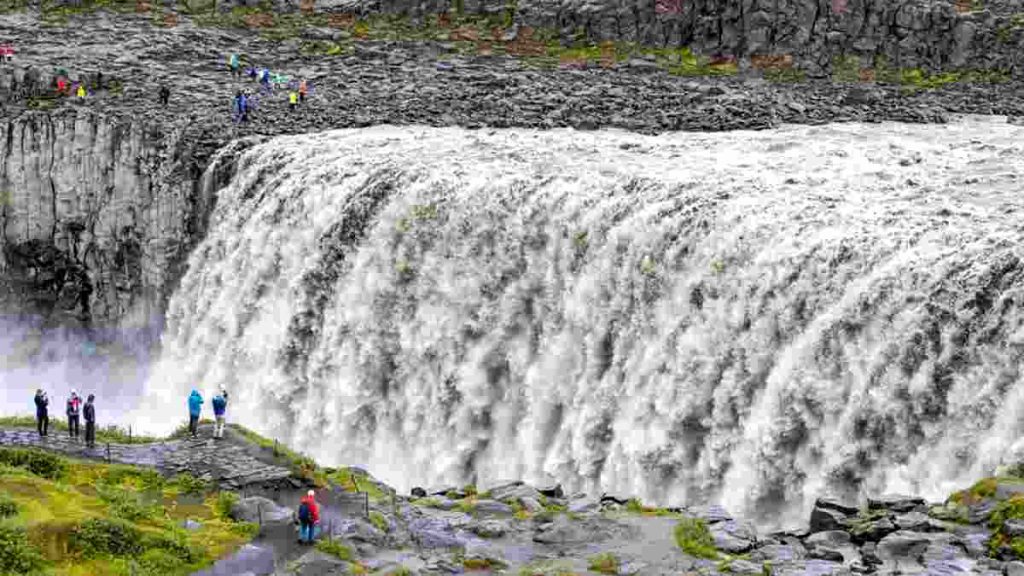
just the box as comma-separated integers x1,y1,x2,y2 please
76,84,86,99
289,90,298,111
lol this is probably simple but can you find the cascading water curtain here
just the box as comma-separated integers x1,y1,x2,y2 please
135,120,1024,528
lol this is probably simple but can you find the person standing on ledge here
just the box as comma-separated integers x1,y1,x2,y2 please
159,85,170,106
34,389,49,437
83,394,96,449
187,389,203,438
66,390,81,440
289,90,298,111
211,390,228,439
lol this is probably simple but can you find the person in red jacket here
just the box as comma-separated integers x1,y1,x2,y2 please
297,490,320,544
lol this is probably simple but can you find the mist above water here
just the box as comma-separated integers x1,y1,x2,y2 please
124,118,1024,527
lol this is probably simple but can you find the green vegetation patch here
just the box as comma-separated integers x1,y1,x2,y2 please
0,448,255,575
315,538,354,561
588,552,619,574
674,517,719,559
329,466,390,501
228,424,327,487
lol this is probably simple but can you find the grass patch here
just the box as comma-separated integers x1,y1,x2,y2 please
329,466,389,501
369,510,389,532
764,68,806,83
674,517,719,559
0,448,255,575
315,538,354,561
464,556,508,570
989,494,1024,557
588,552,619,574
517,558,578,575
228,424,327,487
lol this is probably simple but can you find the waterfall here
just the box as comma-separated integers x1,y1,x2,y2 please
134,118,1024,528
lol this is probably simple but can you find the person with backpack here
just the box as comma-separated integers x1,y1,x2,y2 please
187,389,203,438
297,490,320,544
211,390,228,439
34,389,49,437
83,394,96,448
66,390,82,439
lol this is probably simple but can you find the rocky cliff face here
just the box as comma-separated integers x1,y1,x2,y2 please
0,110,232,327
311,0,1024,76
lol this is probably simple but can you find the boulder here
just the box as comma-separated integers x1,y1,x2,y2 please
810,506,849,533
410,487,427,498
750,544,807,563
805,530,860,565
467,520,507,538
181,519,202,531
599,493,631,506
846,516,897,544
1006,560,1024,576
489,483,542,502
710,520,757,554
1004,519,1024,538
921,538,976,574
230,496,293,527
408,517,467,549
867,495,926,513
473,500,515,515
520,496,545,513
895,511,943,532
816,496,859,516
876,531,959,573
771,559,852,576
535,477,564,499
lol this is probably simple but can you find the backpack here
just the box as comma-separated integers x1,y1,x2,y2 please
297,502,311,523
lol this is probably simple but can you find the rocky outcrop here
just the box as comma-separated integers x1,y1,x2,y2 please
0,109,243,326
259,0,1024,77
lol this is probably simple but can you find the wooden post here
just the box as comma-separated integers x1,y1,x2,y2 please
273,439,279,457
364,492,368,518
258,502,263,535
128,425,132,444
105,443,111,463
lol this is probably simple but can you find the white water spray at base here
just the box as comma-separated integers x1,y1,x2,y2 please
134,118,1024,528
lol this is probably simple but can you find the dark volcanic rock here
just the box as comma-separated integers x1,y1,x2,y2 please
868,494,927,513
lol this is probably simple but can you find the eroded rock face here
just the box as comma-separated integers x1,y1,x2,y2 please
0,110,231,327
223,0,1024,77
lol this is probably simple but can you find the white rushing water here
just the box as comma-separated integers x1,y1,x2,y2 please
133,118,1024,527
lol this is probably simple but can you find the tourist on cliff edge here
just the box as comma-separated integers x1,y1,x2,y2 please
34,389,49,437
66,390,81,440
211,390,228,439
187,389,203,438
297,490,320,544
83,394,96,449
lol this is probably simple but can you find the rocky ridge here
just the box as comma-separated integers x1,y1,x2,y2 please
1,3,1024,328
7,421,1024,574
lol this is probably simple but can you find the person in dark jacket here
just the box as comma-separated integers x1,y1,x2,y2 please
159,85,170,106
34,389,49,437
66,390,81,439
83,394,96,448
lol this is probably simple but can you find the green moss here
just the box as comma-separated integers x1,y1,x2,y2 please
1,449,256,575
315,538,354,560
588,552,619,574
831,54,862,83
674,517,719,559
0,524,43,574
213,491,239,521
0,492,17,518
369,510,389,532
764,68,806,83
0,447,67,480
330,467,389,501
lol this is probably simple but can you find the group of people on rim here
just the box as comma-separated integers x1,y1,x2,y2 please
33,387,324,543
227,53,309,123
33,389,97,448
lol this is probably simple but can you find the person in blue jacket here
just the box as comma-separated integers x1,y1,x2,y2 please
187,389,203,438
211,390,228,439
